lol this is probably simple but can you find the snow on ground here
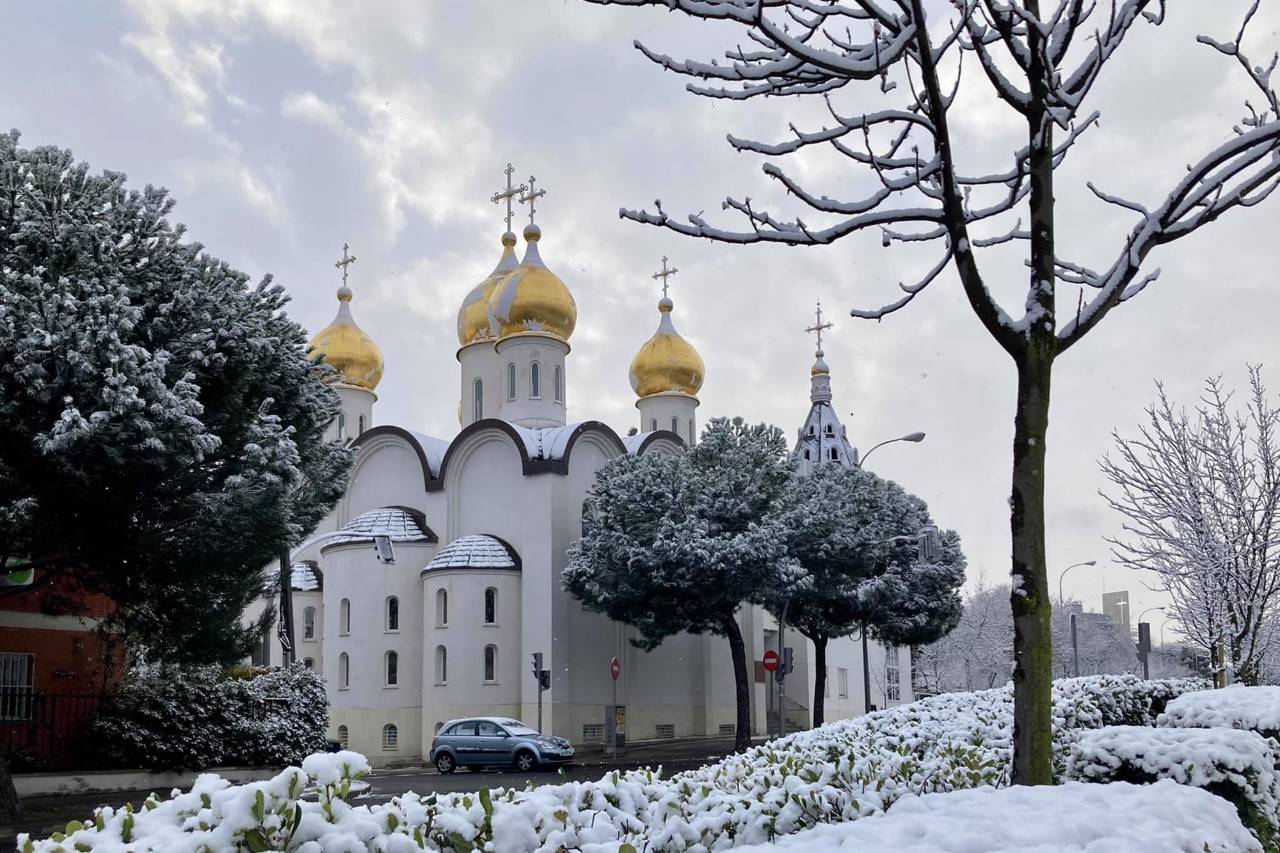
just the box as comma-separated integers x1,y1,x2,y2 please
1159,685,1280,735
728,781,1263,853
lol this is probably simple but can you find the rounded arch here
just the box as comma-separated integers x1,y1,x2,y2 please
632,431,685,456
436,418,534,492
350,425,442,490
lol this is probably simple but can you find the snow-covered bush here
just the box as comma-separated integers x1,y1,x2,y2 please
1066,725,1280,848
90,664,327,771
1159,686,1280,740
729,781,1264,853
24,675,1202,852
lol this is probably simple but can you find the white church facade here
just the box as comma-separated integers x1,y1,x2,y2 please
253,175,911,765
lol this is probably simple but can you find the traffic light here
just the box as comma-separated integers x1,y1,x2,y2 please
918,525,942,562
531,652,543,680
782,646,794,676
538,670,551,691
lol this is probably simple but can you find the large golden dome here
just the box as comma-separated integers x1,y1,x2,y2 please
488,225,576,342
308,285,384,390
458,232,519,346
629,296,704,398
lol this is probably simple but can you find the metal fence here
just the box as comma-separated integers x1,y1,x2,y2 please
0,689,112,771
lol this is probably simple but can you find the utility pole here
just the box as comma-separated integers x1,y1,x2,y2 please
1070,612,1080,678
531,652,549,732
276,550,294,666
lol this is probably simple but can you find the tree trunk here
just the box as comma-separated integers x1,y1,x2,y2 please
720,611,752,752
811,635,828,728
0,756,22,821
1010,353,1055,785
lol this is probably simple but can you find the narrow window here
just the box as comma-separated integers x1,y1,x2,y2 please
336,412,347,439
688,419,695,444
649,418,657,432
671,417,678,433
824,666,830,697
358,415,366,435
382,724,399,751
0,653,34,721
484,587,497,625
829,447,838,461
385,650,399,686
484,645,497,682
837,667,849,699
436,589,448,626
807,424,815,437
337,724,349,749
339,599,351,635
435,645,448,683
303,606,316,640
803,449,812,461
886,647,902,702
338,652,350,689
304,657,315,669
386,596,399,632
530,361,541,398
473,378,483,421
507,363,516,400
554,365,562,402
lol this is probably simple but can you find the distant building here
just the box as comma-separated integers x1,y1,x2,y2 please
1102,591,1131,631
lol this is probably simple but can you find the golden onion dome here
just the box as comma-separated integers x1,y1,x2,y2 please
811,348,830,376
629,296,705,398
488,224,577,342
307,285,384,390
457,231,519,346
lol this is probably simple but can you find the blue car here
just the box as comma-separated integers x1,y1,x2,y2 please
430,717,574,774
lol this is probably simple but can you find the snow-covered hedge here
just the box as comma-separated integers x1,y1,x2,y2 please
90,663,328,771
728,780,1265,853
1066,725,1280,847
24,675,1202,852
1159,685,1280,739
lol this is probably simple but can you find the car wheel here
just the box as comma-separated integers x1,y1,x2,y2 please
513,750,537,773
435,752,456,775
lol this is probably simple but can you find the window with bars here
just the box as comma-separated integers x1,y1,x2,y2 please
337,724,349,749
654,723,675,739
382,724,399,751
582,724,604,742
0,653,33,721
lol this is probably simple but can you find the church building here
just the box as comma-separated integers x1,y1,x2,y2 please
256,169,911,764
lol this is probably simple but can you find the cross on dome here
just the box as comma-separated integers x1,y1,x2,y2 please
519,174,546,224
335,242,357,287
805,300,833,352
652,255,678,298
490,163,528,233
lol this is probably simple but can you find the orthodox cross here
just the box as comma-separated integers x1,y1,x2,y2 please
334,242,357,286
652,255,678,298
805,301,833,350
519,174,546,224
490,163,528,232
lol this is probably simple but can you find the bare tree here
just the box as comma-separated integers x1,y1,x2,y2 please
916,580,1013,693
1102,367,1280,685
585,0,1280,782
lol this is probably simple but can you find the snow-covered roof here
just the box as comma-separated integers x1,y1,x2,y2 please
422,534,519,573
407,430,450,474
506,422,581,461
289,562,321,592
322,506,436,548
622,432,653,455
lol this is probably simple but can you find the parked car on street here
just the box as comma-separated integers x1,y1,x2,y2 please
430,717,574,774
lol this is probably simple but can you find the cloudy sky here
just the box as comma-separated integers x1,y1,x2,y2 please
4,1,1277,635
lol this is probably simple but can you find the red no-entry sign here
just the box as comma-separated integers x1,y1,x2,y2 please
610,656,621,681
762,649,780,672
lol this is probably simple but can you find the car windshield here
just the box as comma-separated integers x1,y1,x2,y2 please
500,719,538,735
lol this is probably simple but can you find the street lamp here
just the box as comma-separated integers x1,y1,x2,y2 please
856,430,926,469
1057,560,1098,605
1136,606,1163,625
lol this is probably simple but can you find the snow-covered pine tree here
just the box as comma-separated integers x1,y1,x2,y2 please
0,132,353,664
777,464,964,725
581,0,1280,784
563,417,797,751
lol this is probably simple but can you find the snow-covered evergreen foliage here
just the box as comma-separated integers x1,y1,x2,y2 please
0,132,352,663
89,664,328,771
24,675,1202,852
1159,685,1280,740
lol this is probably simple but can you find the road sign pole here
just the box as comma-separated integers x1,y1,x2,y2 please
609,655,621,760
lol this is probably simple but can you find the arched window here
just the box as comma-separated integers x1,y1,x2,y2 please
829,446,839,461
507,363,517,400
807,424,815,437
554,365,563,402
688,419,695,444
484,588,497,625
358,415,366,435
824,423,834,436
338,652,350,689
386,596,399,632
473,378,483,421
303,606,316,640
530,361,541,398
336,412,347,439
436,589,448,626
803,449,812,461
339,599,351,635
484,645,497,682
671,417,679,434
337,724,349,749
382,724,399,751
385,650,399,686
303,657,315,669
649,418,657,432
435,645,448,683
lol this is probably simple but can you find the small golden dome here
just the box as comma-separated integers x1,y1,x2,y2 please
629,296,705,398
308,285,384,390
458,232,519,346
811,349,830,376
488,224,577,342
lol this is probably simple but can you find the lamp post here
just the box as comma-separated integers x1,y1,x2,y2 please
1057,560,1098,605
856,431,926,469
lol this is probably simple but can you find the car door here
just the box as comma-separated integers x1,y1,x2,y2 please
450,720,480,764
475,720,509,764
